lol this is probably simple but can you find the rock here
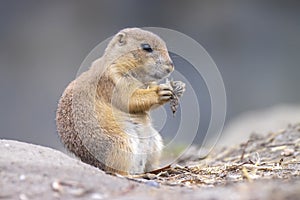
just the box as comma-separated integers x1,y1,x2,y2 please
1,139,300,200
218,104,300,146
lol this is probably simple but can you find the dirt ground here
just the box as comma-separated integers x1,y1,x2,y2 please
1,124,300,200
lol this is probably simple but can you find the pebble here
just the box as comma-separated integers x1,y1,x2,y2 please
19,174,26,181
281,148,294,156
90,193,104,199
145,180,160,188
19,194,28,200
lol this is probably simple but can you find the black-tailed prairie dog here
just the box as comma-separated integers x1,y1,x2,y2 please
56,28,185,174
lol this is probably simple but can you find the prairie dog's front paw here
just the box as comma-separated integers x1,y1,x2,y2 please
157,83,173,102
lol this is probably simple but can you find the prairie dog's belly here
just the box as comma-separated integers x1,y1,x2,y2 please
123,118,163,174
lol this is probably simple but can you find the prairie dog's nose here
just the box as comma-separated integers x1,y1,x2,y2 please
169,61,174,69
165,61,174,73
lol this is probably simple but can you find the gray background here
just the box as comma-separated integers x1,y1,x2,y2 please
1,0,300,150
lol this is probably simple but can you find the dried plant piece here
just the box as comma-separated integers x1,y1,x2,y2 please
51,180,89,197
165,79,185,116
170,80,185,97
170,94,179,116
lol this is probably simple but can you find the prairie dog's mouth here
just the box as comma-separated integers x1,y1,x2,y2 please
151,70,171,81
128,64,173,82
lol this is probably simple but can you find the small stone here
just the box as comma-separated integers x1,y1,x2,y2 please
145,180,160,188
90,193,104,199
19,194,28,200
51,181,63,193
281,148,294,156
19,174,26,181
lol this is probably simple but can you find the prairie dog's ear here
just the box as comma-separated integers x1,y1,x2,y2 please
117,32,126,46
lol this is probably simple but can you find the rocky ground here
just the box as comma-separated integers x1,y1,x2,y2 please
1,124,300,200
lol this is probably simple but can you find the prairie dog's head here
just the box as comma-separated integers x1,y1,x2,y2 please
104,28,174,83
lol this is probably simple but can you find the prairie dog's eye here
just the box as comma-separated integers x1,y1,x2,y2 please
141,43,153,52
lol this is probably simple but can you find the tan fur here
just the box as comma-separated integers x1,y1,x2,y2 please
56,28,184,174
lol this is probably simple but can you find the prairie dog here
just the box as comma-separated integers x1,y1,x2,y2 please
56,28,185,175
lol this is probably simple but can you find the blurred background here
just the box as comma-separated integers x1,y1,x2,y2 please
1,0,300,150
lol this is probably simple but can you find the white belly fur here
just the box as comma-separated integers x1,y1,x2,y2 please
124,120,163,174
